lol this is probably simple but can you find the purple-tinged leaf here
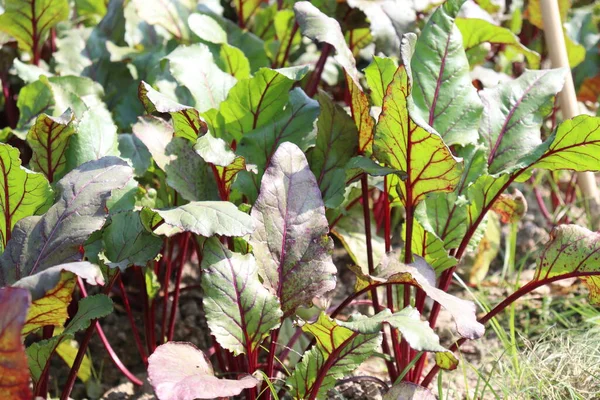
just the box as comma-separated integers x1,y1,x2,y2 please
147,341,258,400
0,157,133,286
250,142,337,317
409,0,483,146
0,287,31,400
201,238,282,355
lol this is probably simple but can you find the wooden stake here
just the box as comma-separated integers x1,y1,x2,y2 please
540,0,600,226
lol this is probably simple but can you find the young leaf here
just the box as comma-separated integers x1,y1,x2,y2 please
374,65,461,207
201,238,282,356
250,142,337,317
100,211,163,271
165,44,237,113
149,201,254,238
409,0,483,146
0,144,52,252
27,110,76,182
377,254,485,339
308,92,358,208
0,157,133,285
480,68,567,174
455,18,540,68
532,225,600,305
0,0,69,60
287,313,381,399
138,82,208,143
217,44,251,80
0,287,31,400
147,342,258,400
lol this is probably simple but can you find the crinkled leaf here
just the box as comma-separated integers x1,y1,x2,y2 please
287,313,380,399
0,157,133,286
377,254,485,339
201,238,282,355
138,82,208,142
374,66,461,207
308,92,358,208
533,225,600,305
27,110,75,182
165,44,236,113
456,18,540,68
0,287,31,400
480,68,567,174
147,342,258,400
0,0,69,58
118,134,152,177
409,0,483,146
100,211,163,271
364,56,397,107
0,143,52,252
194,133,236,167
250,142,337,317
150,202,254,238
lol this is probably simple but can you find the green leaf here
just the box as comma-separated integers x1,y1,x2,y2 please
144,267,161,302
374,65,461,207
0,143,52,253
403,219,457,274
456,18,540,68
99,211,163,271
217,44,251,80
0,0,69,59
27,294,113,383
27,110,76,182
237,88,320,173
131,0,193,40
287,313,380,399
0,157,133,286
194,133,236,167
528,115,600,173
308,92,358,208
165,44,237,113
250,142,337,317
0,287,31,399
409,0,483,146
219,67,307,142
266,9,301,67
149,201,254,238
118,134,152,177
532,225,600,305
364,56,397,107
138,81,208,143
188,13,228,43
132,115,174,171
480,68,567,174
201,238,282,356
66,107,120,170
347,74,376,156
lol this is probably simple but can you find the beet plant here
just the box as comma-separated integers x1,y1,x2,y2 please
0,0,599,399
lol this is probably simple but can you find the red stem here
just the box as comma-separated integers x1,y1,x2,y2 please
305,43,333,97
161,238,173,342
118,276,148,365
261,328,280,400
34,326,55,397
167,233,191,341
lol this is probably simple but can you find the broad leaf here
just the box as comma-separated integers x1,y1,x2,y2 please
0,157,133,286
233,0,262,27
409,0,483,146
287,313,380,399
118,134,152,177
194,133,236,167
250,142,337,317
132,115,174,171
27,110,76,182
201,238,282,355
138,81,208,142
374,65,461,207
100,211,163,271
404,219,457,274
0,0,69,59
147,342,258,400
364,56,397,107
217,43,251,79
532,225,600,305
0,144,52,252
456,18,540,68
0,287,31,400
480,68,567,174
149,202,254,238
308,92,358,208
347,75,376,156
131,0,194,40
377,254,485,339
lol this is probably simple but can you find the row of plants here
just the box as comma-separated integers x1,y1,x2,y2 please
0,0,600,399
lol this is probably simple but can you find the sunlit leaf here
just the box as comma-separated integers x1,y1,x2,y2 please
194,133,236,167
404,219,457,275
201,238,282,355
364,56,397,107
217,44,251,79
118,134,152,177
131,0,194,40
250,142,337,317
147,342,258,400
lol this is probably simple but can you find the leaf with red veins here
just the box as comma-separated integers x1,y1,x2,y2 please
346,73,376,156
0,143,52,253
250,142,337,317
374,65,461,207
0,287,31,400
27,109,75,182
491,189,527,224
